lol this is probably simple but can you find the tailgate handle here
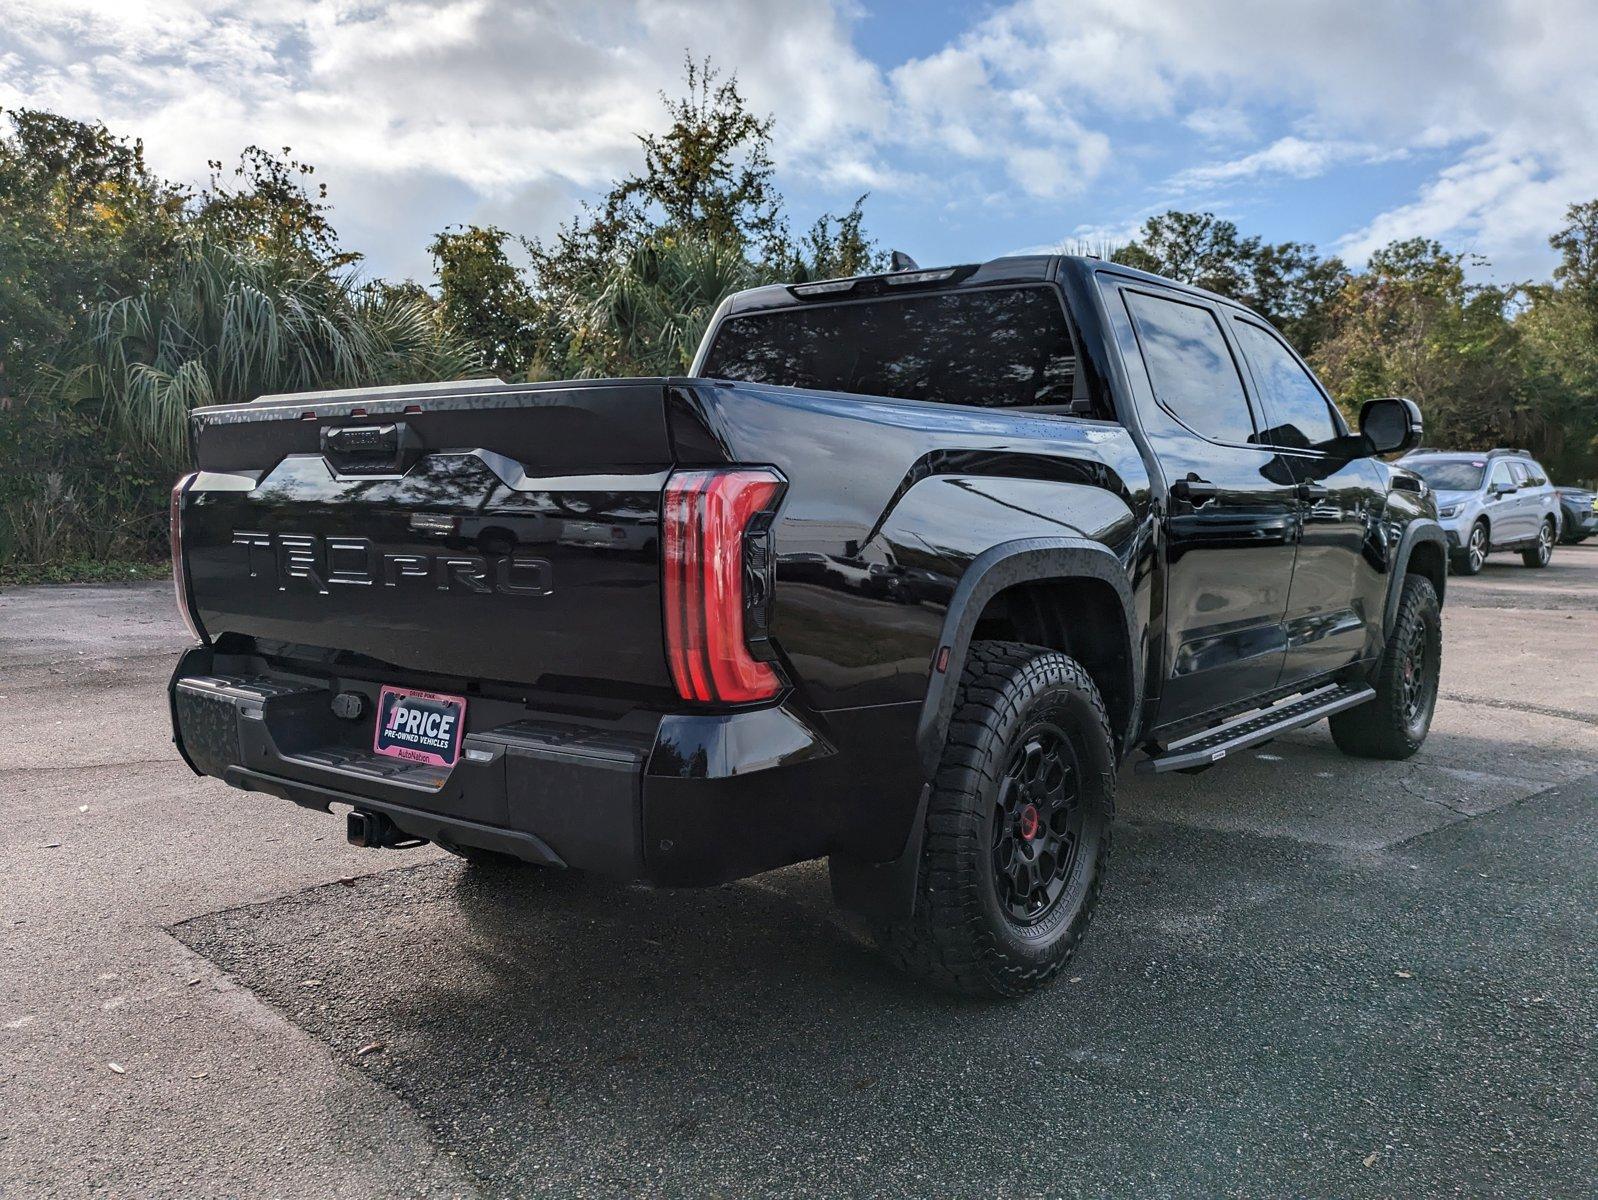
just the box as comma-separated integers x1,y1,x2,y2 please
320,422,420,475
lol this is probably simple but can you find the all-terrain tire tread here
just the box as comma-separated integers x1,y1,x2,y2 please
875,641,1114,998
1329,575,1440,760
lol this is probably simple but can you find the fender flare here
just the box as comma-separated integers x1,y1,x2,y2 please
914,537,1139,777
1384,518,1447,638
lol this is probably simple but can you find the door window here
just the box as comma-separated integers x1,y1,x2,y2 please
1488,461,1515,492
1231,319,1341,450
1509,462,1530,486
1123,291,1256,444
1520,460,1547,486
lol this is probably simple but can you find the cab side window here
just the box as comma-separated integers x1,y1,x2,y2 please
1230,319,1341,450
1123,291,1257,445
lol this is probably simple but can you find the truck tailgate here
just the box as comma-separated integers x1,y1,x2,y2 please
181,378,677,694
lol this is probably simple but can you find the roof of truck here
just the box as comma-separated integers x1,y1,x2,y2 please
715,253,1257,322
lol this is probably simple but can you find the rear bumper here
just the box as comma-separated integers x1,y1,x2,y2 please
169,647,921,886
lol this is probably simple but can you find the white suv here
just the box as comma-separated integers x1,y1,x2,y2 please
1399,449,1561,575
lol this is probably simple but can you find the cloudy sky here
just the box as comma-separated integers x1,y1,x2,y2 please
4,0,1597,286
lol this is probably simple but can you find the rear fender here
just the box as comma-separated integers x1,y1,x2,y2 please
914,538,1139,777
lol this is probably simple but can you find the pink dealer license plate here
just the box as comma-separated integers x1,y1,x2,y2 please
372,686,467,768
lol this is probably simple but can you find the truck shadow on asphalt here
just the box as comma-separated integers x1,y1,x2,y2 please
172,769,1598,1197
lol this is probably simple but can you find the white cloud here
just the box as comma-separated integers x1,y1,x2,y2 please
890,0,1598,276
1183,106,1254,143
1169,137,1381,190
0,0,892,279
3,0,1598,282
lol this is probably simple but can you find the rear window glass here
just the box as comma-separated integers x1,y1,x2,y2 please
701,287,1082,410
1407,459,1486,490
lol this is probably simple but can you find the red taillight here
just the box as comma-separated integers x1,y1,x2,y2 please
170,474,206,644
662,468,783,704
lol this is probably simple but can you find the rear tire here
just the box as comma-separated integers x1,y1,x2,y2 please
874,641,1115,999
1330,575,1441,760
1521,519,1555,568
1451,521,1488,575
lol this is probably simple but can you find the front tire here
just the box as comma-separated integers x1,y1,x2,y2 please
1330,575,1441,760
1452,521,1488,575
1521,519,1555,568
874,642,1114,998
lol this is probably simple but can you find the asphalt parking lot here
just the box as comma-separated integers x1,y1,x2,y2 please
3,547,1595,1198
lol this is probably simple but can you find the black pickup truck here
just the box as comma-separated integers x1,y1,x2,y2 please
168,255,1445,997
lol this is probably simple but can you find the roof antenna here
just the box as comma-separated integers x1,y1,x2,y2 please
889,250,920,272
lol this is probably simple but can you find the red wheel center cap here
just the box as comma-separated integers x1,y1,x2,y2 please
1019,804,1040,840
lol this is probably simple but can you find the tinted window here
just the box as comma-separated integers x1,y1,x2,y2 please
1406,458,1486,490
1123,292,1255,444
702,287,1084,410
1521,459,1548,486
1232,320,1340,449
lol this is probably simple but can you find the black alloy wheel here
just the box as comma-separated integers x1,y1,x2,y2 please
1397,613,1435,733
1330,574,1441,759
871,641,1114,998
992,724,1086,926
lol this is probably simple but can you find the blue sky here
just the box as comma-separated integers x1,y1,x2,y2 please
5,0,1596,285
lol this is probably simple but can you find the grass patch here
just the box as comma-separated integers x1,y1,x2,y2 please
0,556,170,587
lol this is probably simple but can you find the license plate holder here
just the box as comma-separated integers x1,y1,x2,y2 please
373,686,467,768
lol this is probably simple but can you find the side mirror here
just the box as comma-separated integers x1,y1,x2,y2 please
1490,482,1518,497
1359,397,1422,457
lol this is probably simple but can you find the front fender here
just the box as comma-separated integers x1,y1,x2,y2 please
1384,518,1447,638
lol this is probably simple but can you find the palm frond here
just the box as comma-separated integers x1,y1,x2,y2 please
50,238,483,471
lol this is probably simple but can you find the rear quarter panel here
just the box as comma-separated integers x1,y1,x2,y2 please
669,381,1154,714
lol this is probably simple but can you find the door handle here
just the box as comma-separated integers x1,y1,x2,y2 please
1296,481,1330,501
1170,475,1219,505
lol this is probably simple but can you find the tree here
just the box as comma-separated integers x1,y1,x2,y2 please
600,56,788,261
1112,211,1252,296
1549,199,1598,300
792,196,881,281
0,109,192,566
1112,210,1348,351
1517,201,1598,479
0,108,188,402
526,57,790,315
50,239,480,468
1311,238,1530,450
194,145,358,270
567,233,772,377
438,57,883,381
430,225,544,378
0,109,489,571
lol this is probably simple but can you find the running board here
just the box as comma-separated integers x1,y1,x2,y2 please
1138,683,1375,774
